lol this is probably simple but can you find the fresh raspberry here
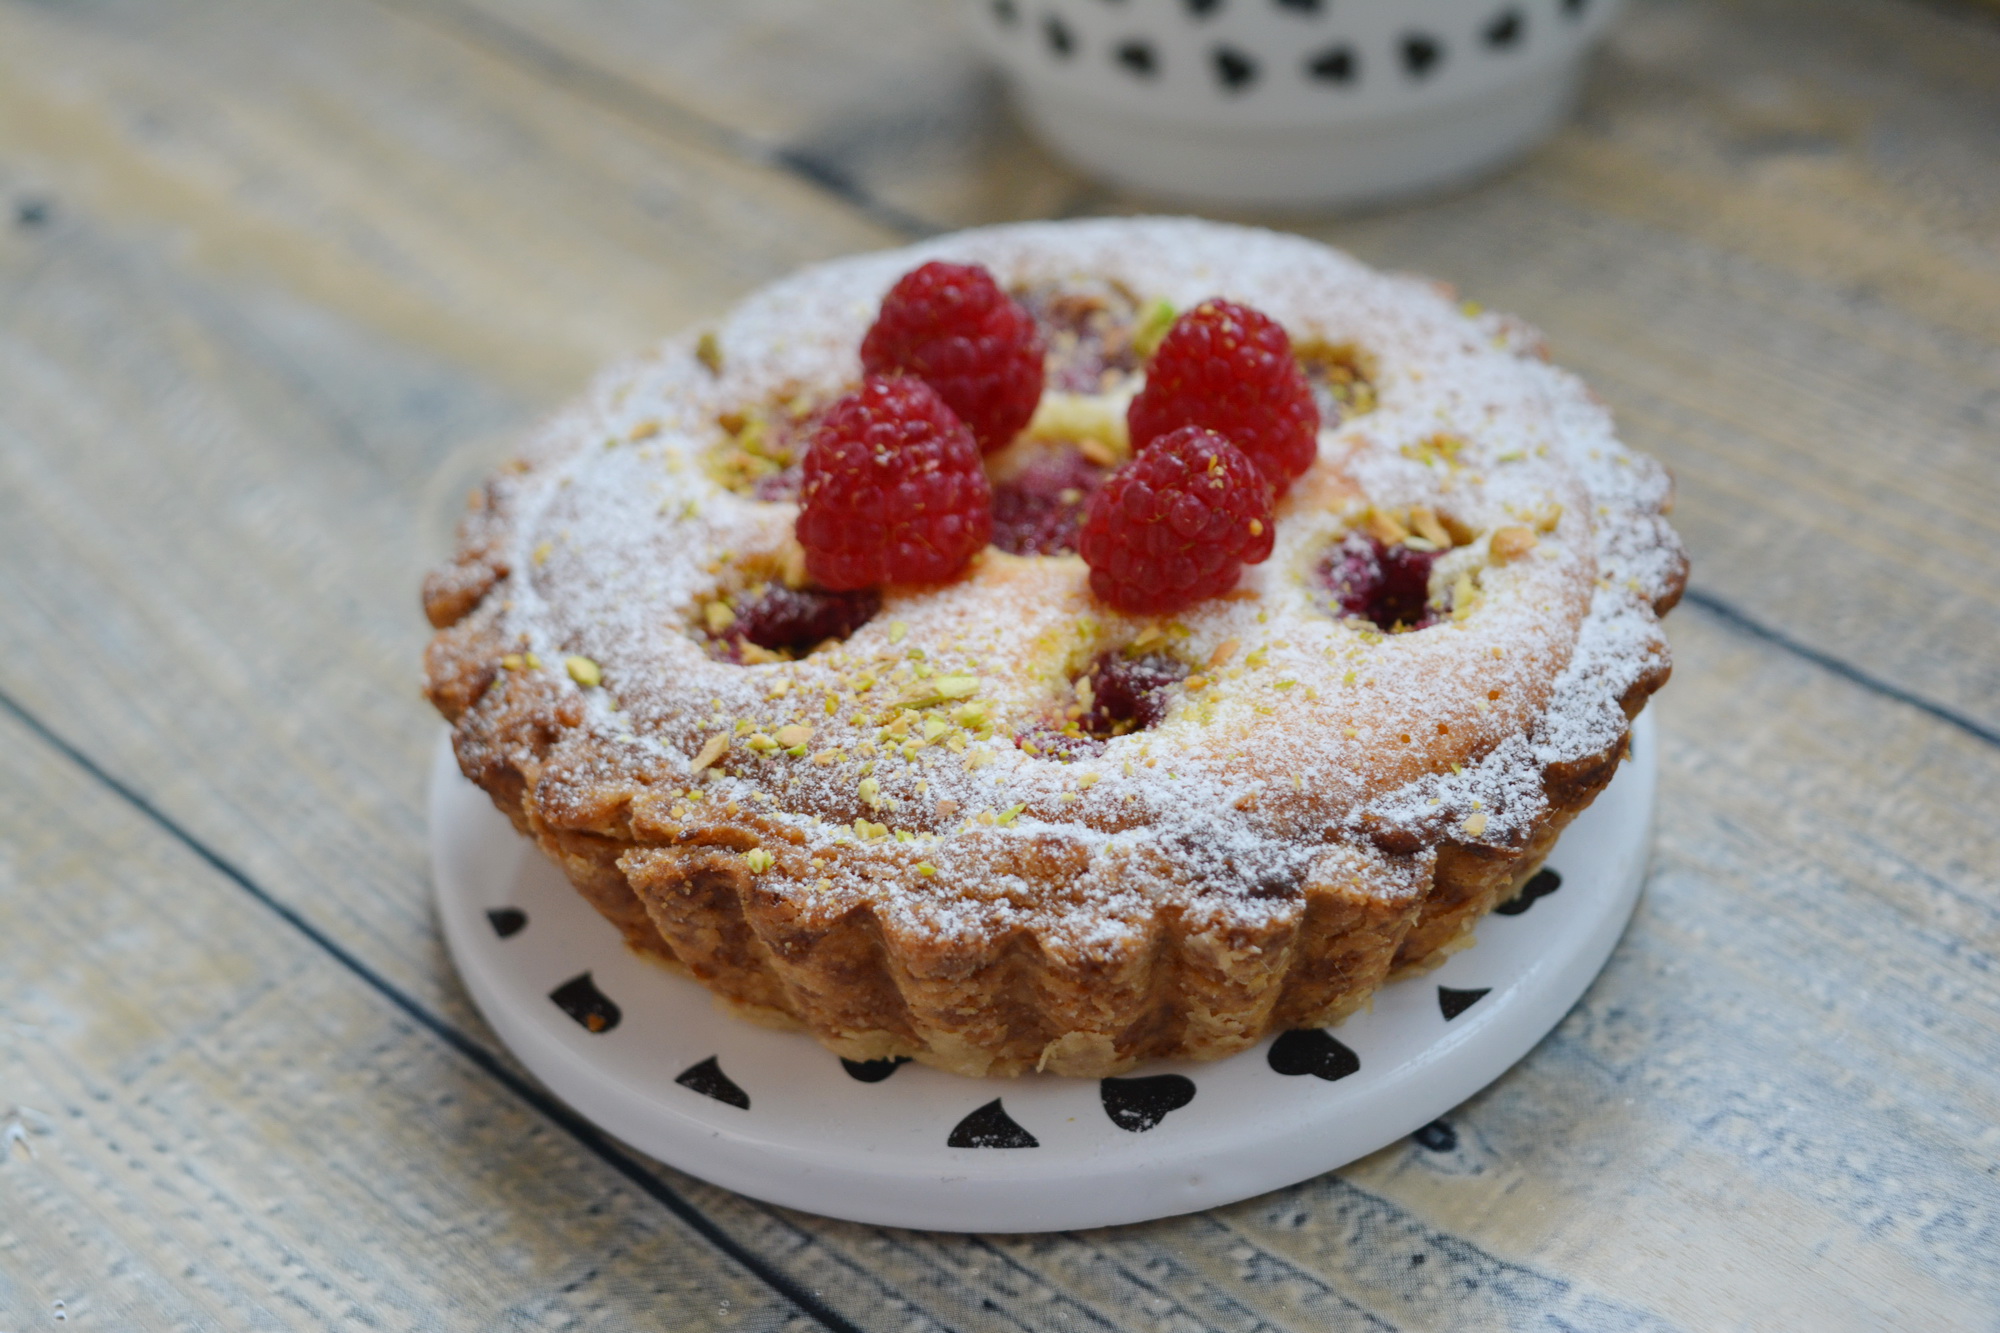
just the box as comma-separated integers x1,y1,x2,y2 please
1016,649,1191,760
989,444,1110,556
861,261,1045,454
716,586,881,658
1081,651,1188,735
1077,426,1275,614
1320,532,1439,631
1126,298,1319,494
796,376,993,589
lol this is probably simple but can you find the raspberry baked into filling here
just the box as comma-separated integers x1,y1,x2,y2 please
423,219,1686,1078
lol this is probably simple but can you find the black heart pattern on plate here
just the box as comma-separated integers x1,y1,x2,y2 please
1412,1119,1458,1151
841,1056,912,1083
1100,1075,1196,1132
948,1099,1038,1148
548,972,620,1033
1494,868,1561,916
1483,9,1524,49
1438,986,1490,1021
993,0,1588,100
1267,1028,1360,1081
486,907,527,938
675,1056,750,1109
1115,40,1157,77
1401,33,1445,78
1306,45,1357,83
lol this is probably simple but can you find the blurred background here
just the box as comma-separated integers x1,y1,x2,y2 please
3,1,1998,1329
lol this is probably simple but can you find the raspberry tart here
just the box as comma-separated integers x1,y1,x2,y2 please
423,218,1685,1078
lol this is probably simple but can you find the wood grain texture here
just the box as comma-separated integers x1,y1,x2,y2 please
0,709,829,1333
2,0,1998,1328
1307,0,2000,733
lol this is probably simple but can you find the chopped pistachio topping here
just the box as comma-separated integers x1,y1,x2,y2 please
742,848,775,873
1490,525,1537,561
901,674,980,709
1451,571,1481,622
1409,505,1452,549
1401,434,1467,471
1132,296,1177,359
694,331,723,375
690,733,729,772
565,655,603,688
1364,506,1410,546
1026,391,1132,460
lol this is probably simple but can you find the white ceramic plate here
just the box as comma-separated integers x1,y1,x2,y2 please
431,711,1654,1232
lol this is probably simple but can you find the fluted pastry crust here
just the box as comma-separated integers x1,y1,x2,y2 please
423,219,1685,1077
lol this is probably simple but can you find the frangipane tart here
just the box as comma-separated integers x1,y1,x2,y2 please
422,219,1685,1078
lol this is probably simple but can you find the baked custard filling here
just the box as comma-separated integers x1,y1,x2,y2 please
423,219,1684,1077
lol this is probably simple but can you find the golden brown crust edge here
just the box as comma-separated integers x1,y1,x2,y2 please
430,565,1681,1079
417,219,1693,1079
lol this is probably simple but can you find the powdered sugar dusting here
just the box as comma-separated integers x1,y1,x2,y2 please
436,219,1683,954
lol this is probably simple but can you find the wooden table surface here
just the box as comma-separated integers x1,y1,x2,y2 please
4,0,1998,1328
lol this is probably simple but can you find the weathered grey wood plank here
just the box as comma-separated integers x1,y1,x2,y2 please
13,597,2000,1333
817,613,2000,1332
0,0,890,1016
1306,0,2000,732
0,0,895,399
3,0,1999,1328
0,707,834,1333
1348,619,2000,1332
382,0,1092,230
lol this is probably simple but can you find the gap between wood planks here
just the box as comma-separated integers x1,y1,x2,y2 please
3,579,1995,1331
0,684,872,1333
1679,590,2000,752
12,10,1996,1320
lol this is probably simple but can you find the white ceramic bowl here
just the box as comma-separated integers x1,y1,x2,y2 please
962,0,1627,209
